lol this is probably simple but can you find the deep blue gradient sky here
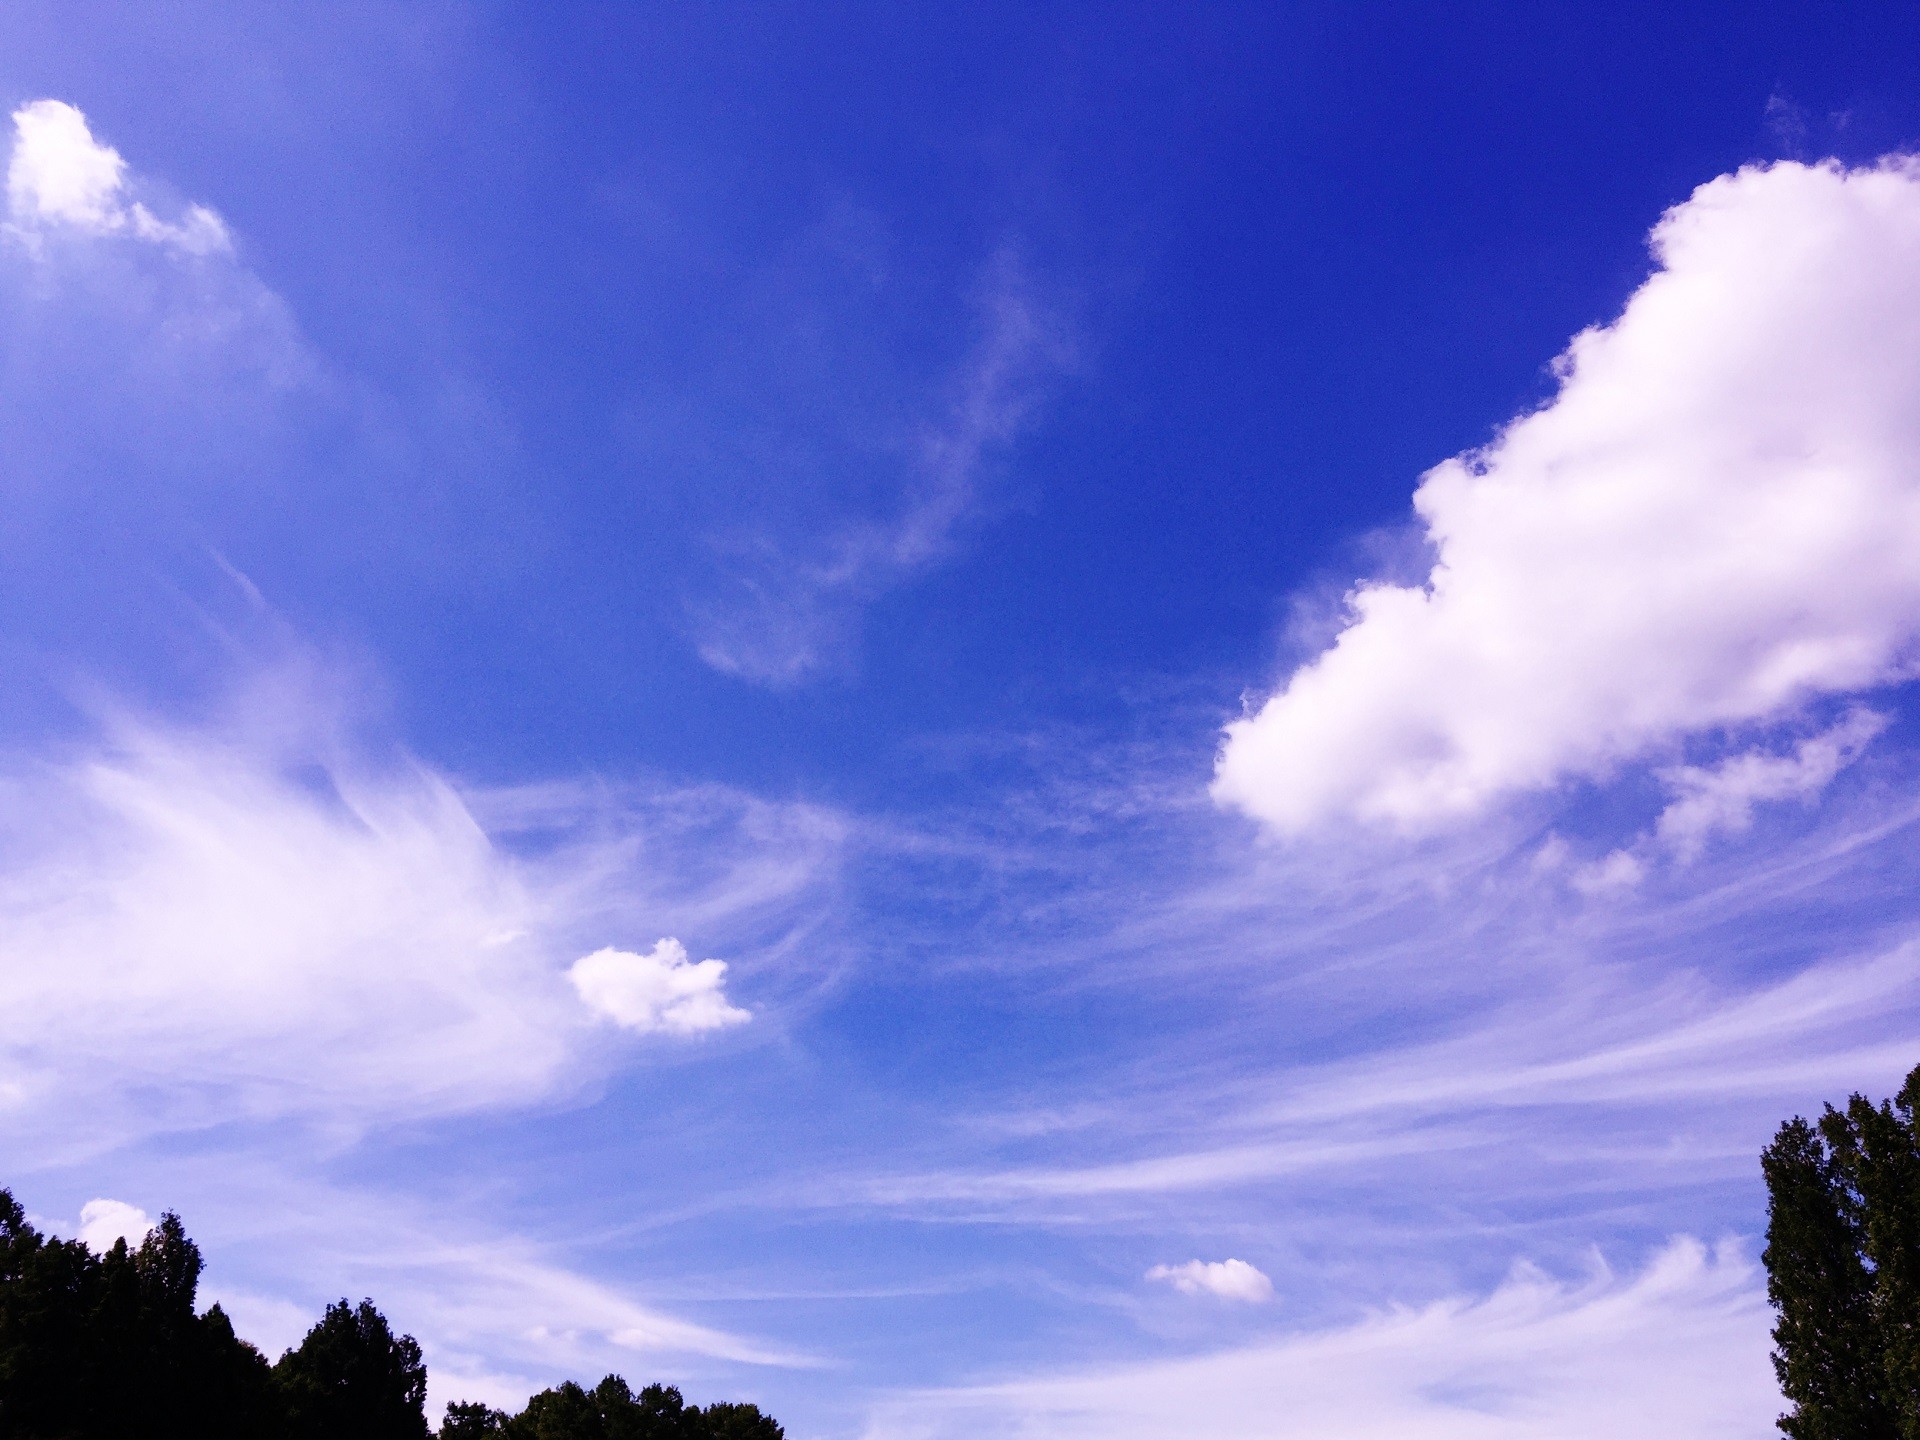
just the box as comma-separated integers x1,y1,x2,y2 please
5,5,1920,1437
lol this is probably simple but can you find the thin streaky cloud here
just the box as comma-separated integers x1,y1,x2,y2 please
0,657,841,1150
864,1239,1773,1440
692,248,1073,685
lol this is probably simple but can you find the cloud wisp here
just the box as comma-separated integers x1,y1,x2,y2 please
0,95,315,598
1216,158,1920,837
1145,1259,1274,1303
865,1239,1773,1440
691,250,1071,686
1651,706,1888,862
0,663,839,1149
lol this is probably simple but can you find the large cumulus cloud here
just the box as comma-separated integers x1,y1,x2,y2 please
1215,159,1920,834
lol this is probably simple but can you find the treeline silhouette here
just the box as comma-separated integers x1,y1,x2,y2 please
0,1190,782,1439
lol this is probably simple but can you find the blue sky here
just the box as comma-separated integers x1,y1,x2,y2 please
5,4,1920,1436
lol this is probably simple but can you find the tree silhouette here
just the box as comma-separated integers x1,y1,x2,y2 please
1764,1062,1920,1437
0,1193,279,1439
277,1298,430,1440
0,1188,783,1440
462,1374,783,1440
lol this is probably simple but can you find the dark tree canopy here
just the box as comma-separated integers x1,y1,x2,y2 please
0,1192,279,1440
1764,1062,1920,1439
277,1298,431,1440
0,1190,781,1440
445,1373,783,1440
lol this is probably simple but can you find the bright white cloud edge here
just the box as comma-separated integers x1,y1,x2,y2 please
7,99,231,254
76,1197,156,1253
1216,157,1920,837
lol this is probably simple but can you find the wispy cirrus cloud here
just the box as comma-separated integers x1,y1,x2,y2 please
1216,158,1920,839
864,1239,1773,1440
0,657,841,1148
690,248,1072,686
0,97,316,629
783,703,1920,1401
34,1168,815,1416
1652,706,1888,861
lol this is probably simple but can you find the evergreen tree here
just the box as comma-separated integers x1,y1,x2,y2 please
0,1193,278,1440
276,1298,430,1440
0,1187,786,1440
0,1190,96,1438
1764,1062,1920,1438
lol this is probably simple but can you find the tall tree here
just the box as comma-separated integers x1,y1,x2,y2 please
275,1298,430,1440
1,1188,785,1440
0,1189,96,1438
0,1193,278,1440
1764,1062,1920,1439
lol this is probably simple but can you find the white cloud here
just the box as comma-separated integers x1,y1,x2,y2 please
845,932,1920,1216
77,1197,155,1252
0,665,834,1141
569,938,751,1036
165,1172,814,1415
0,706,572,1128
6,99,231,253
1216,158,1920,834
9,99,124,229
1571,848,1645,895
866,1239,1774,1440
1555,708,1888,889
1145,1258,1274,1302
1655,707,1887,860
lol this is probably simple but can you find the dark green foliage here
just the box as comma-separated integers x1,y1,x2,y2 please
698,1400,785,1440
1764,1062,1920,1438
277,1298,431,1440
442,1399,511,1437
0,1193,279,1440
439,1375,783,1440
0,1188,781,1440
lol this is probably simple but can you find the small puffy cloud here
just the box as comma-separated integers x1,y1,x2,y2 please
1216,158,1920,835
1655,708,1887,860
77,1198,155,1252
1146,1258,1274,1303
6,99,230,254
569,939,750,1036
